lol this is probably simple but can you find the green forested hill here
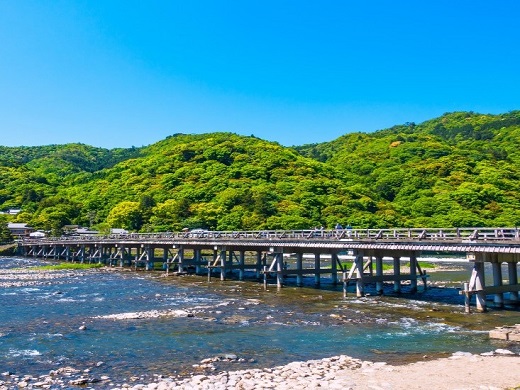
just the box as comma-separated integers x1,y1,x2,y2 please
2,111,520,234
296,110,520,227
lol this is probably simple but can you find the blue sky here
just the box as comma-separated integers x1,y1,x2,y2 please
0,1,519,149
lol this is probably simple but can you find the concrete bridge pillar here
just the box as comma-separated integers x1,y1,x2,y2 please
471,257,487,312
256,251,262,279
508,261,519,304
296,253,303,287
178,247,185,273
142,246,152,270
239,251,245,281
276,253,284,288
220,248,227,281
119,246,126,267
80,245,85,263
162,248,168,271
355,253,364,297
195,249,202,274
102,245,109,264
331,253,338,285
491,257,504,308
314,253,321,286
375,255,383,295
393,256,401,293
410,253,418,293
135,247,141,268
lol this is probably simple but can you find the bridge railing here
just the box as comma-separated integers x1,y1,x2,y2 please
20,227,520,244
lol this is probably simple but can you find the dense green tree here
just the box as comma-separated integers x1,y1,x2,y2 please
2,111,520,231
0,216,13,243
106,201,143,231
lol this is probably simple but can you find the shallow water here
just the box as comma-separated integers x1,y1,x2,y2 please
0,257,518,386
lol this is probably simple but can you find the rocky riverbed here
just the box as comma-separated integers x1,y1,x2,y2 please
1,351,519,389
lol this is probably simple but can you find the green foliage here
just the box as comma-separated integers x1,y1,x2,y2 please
0,216,13,243
2,111,520,230
34,263,104,270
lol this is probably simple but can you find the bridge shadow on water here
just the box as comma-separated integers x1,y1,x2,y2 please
211,270,520,313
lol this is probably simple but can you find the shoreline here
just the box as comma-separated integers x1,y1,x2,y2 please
2,352,518,389
107,352,520,390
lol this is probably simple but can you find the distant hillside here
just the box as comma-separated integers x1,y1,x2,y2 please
2,110,520,233
295,110,520,227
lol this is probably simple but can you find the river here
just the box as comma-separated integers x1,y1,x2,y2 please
0,256,518,387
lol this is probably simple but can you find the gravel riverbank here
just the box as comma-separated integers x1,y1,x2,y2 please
1,351,518,389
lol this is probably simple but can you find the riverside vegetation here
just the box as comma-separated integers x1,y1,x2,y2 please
1,110,520,235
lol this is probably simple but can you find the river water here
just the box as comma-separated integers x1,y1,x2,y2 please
0,256,519,386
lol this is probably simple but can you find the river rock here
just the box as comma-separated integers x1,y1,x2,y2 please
495,348,515,355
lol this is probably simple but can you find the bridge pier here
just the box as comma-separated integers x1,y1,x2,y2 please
354,253,364,297
220,248,226,281
314,253,321,287
276,253,284,288
410,254,418,293
375,255,383,294
491,258,504,308
508,261,519,304
393,256,401,293
194,249,202,274
469,258,487,312
238,251,245,281
296,253,303,287
331,253,338,285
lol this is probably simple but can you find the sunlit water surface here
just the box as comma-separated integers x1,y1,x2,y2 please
0,257,518,385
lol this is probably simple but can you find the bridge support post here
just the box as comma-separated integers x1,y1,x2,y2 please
375,255,383,295
256,251,262,279
296,253,303,287
508,261,519,304
162,249,168,271
343,271,348,298
80,245,85,263
492,258,504,308
210,249,218,278
355,253,364,297
331,253,338,285
121,246,128,267
410,253,418,293
220,248,227,281
471,259,487,312
178,247,184,273
102,246,109,264
228,250,234,277
135,247,141,269
276,253,284,288
195,249,202,275
145,246,154,271
393,256,401,293
314,253,321,287
239,251,245,281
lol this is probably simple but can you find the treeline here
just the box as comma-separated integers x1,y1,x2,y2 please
1,111,520,234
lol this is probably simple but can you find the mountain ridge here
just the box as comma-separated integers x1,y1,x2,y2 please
1,110,519,233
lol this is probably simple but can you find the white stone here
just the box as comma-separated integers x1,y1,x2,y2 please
495,348,515,355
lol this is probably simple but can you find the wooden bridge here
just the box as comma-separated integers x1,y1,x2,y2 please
19,227,520,312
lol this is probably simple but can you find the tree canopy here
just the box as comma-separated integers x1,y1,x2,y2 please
2,111,520,232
